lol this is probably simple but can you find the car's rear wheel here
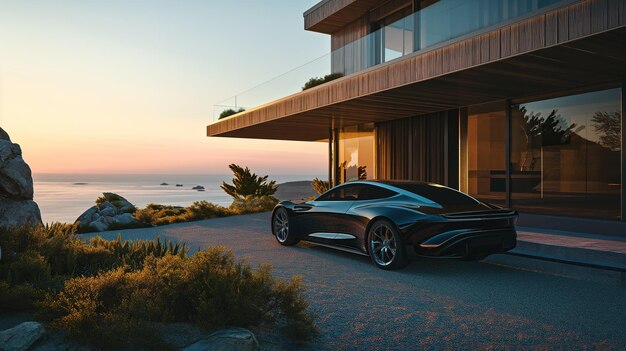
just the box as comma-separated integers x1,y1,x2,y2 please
367,220,409,270
272,207,299,246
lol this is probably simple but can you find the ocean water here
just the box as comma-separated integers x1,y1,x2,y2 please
33,174,321,223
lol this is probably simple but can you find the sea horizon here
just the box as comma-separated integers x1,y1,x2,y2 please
33,173,323,224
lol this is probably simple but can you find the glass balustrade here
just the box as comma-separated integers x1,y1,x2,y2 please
213,0,574,122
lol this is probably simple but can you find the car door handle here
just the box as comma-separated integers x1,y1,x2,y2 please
293,204,313,212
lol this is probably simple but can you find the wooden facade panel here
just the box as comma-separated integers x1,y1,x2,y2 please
478,34,491,64
608,0,621,27
590,0,609,32
500,26,511,57
545,11,559,46
530,15,546,51
305,0,381,34
557,7,570,43
489,30,501,61
569,1,592,39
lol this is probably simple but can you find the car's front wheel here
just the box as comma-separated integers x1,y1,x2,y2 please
367,219,409,270
272,207,299,246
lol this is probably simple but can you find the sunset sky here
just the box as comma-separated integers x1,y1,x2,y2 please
0,0,328,175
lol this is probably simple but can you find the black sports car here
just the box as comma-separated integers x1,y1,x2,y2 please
271,180,517,270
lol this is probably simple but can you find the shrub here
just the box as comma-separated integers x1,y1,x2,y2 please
302,72,344,90
133,202,231,226
312,178,330,195
219,107,245,119
221,164,278,199
40,247,317,348
230,195,278,215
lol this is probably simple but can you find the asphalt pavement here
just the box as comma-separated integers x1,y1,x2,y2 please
87,212,626,350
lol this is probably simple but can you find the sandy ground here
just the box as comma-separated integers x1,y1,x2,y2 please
86,213,626,350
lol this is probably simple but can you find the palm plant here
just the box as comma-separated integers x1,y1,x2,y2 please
312,178,330,194
220,164,277,199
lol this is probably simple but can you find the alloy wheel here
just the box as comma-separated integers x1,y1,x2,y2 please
369,222,397,266
273,209,289,243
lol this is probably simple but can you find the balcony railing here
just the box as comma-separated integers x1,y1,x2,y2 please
212,0,573,122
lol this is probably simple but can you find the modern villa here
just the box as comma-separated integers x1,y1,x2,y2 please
208,0,626,234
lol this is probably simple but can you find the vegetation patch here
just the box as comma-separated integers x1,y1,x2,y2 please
0,224,317,349
219,107,246,119
302,72,344,90
76,164,280,232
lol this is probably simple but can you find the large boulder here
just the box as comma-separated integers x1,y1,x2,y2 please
0,197,41,228
0,127,10,142
0,321,45,351
0,134,41,229
182,328,259,351
0,142,34,200
75,193,143,232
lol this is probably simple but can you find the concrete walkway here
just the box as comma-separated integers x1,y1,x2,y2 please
85,213,626,350
518,228,626,254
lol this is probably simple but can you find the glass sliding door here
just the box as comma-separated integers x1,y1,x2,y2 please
510,88,622,219
338,124,375,183
466,102,507,206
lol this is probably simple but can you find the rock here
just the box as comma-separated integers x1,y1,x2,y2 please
0,127,10,142
0,141,34,200
192,185,205,190
0,197,42,228
182,328,259,351
88,217,109,232
0,131,42,229
0,321,45,351
176,184,183,187
75,193,140,232
97,202,117,217
75,206,98,232
112,213,135,226
161,182,169,186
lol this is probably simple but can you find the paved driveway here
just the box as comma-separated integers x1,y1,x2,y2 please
88,213,626,350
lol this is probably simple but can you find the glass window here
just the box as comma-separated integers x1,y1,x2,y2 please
390,182,481,207
467,102,507,206
359,185,398,200
339,124,375,183
317,184,365,201
510,88,622,219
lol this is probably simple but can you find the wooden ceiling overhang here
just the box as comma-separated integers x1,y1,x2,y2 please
208,0,626,142
304,0,382,34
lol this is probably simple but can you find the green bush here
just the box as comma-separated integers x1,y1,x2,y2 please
230,195,279,215
40,247,317,348
221,164,278,199
302,72,344,90
1,224,317,349
219,107,245,119
133,201,231,226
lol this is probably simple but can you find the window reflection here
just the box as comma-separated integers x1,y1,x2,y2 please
339,124,375,183
467,102,506,206
511,88,622,219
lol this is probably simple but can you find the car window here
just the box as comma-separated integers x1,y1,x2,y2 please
317,184,365,201
359,185,397,200
391,183,479,206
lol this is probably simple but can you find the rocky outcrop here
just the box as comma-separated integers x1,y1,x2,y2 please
0,129,42,229
0,127,10,142
183,328,259,351
0,321,45,351
75,193,143,232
